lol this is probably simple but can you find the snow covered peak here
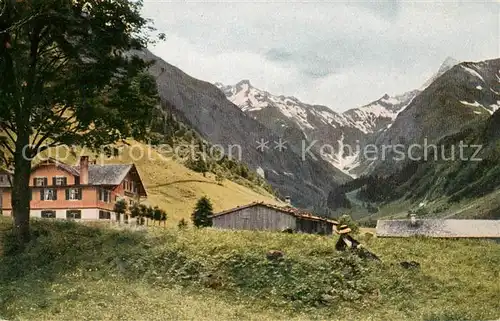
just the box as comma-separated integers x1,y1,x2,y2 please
438,57,459,74
236,79,252,87
217,80,324,129
421,57,460,90
217,79,418,135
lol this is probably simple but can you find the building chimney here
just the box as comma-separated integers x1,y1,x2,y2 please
285,196,291,205
80,156,89,185
410,213,417,226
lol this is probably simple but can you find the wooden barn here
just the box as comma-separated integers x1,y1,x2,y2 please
210,202,338,235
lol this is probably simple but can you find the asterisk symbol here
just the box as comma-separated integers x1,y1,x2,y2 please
274,138,287,152
256,138,270,152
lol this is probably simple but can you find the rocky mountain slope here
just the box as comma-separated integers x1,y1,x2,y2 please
216,58,460,177
136,49,350,210
367,58,500,175
330,58,500,218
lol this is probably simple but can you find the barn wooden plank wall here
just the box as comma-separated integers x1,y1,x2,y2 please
212,204,335,235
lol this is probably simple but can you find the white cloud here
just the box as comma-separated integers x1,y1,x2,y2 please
142,1,499,111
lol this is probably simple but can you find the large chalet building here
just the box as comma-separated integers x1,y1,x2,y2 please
0,156,147,221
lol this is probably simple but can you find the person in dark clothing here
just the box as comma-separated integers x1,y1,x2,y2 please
335,225,381,262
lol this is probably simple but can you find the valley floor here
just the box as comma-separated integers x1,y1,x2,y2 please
0,217,499,321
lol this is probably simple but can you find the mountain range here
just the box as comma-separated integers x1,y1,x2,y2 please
137,50,350,211
216,57,499,178
140,47,500,212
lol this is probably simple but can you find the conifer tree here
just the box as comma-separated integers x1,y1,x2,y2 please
191,196,213,228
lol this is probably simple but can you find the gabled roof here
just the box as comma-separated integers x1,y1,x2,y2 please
88,164,133,185
212,202,339,225
28,158,147,196
376,219,500,238
31,158,80,177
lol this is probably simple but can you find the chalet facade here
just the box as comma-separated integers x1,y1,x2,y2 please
0,156,147,221
211,202,338,235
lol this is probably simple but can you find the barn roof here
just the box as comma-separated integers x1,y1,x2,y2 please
211,202,339,225
376,219,500,238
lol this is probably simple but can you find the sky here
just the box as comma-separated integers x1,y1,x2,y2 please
141,1,499,112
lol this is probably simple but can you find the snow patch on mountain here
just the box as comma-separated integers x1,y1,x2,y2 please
489,102,500,113
461,65,485,82
460,100,483,107
342,91,418,134
460,100,499,115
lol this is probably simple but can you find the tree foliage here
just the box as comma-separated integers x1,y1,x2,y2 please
113,198,128,222
152,206,167,226
0,0,160,242
191,196,213,228
337,214,359,235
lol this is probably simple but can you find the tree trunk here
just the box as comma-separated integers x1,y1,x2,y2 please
12,134,32,244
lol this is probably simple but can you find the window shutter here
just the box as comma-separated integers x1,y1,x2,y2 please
75,176,80,185
63,177,67,185
53,189,57,200
33,178,36,186
78,188,82,200
40,190,44,201
43,177,48,186
52,177,56,186
66,189,70,200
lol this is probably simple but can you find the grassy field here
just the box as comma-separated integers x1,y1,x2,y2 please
1,217,499,321
40,142,282,225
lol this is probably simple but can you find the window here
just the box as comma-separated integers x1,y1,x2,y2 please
66,210,81,220
99,210,111,220
0,175,5,183
34,177,48,187
40,188,57,201
41,210,56,218
66,188,82,200
53,177,67,186
99,189,111,203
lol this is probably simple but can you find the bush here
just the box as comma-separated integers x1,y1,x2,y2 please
337,214,360,234
178,218,188,230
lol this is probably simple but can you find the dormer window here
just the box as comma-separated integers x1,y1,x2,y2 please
34,177,48,187
53,176,67,186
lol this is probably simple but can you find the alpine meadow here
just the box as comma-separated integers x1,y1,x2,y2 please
1,1,499,320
